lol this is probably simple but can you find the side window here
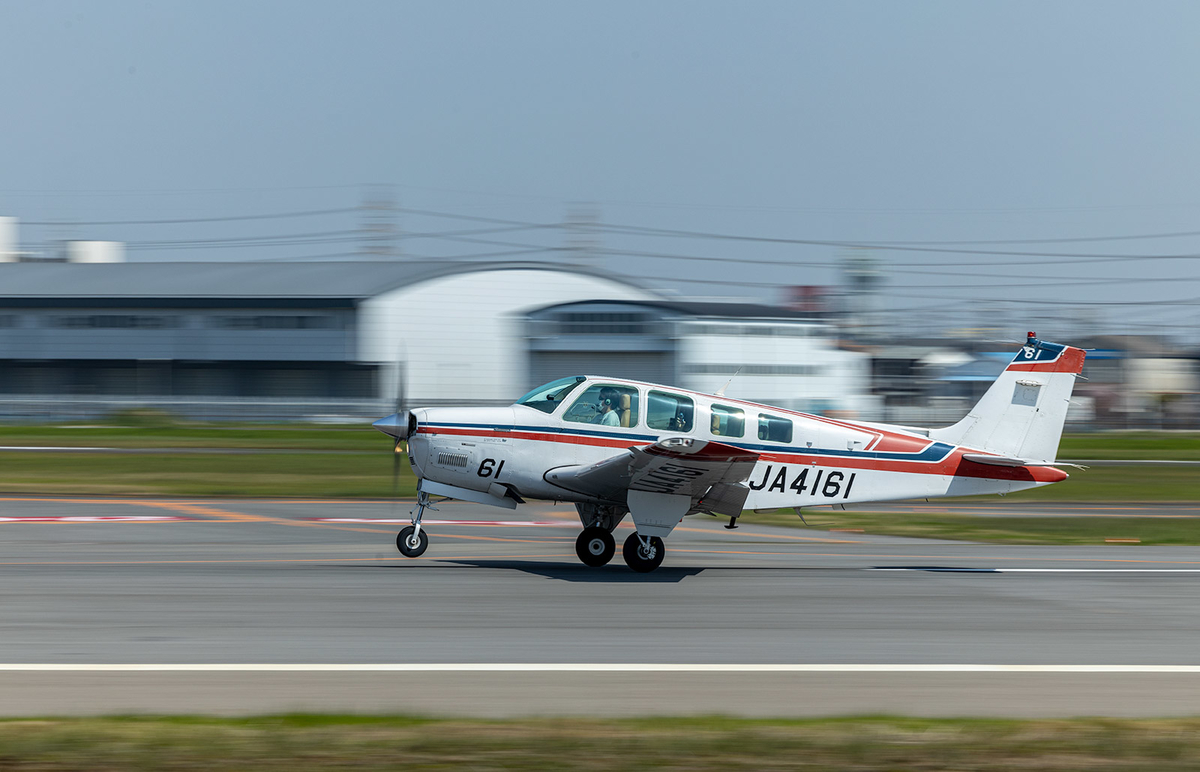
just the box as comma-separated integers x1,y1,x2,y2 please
648,391,695,432
563,384,640,428
710,404,745,438
757,413,793,444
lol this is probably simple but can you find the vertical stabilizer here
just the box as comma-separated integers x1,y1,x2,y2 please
928,334,1086,464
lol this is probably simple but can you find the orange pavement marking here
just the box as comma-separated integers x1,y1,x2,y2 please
0,554,576,566
0,497,577,544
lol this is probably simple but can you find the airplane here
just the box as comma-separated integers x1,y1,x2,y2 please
373,332,1085,573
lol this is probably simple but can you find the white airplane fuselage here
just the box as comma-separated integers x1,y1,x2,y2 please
405,377,1067,513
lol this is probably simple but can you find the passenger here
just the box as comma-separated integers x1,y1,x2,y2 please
594,387,622,427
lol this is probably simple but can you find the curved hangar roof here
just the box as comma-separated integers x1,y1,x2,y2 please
0,260,646,303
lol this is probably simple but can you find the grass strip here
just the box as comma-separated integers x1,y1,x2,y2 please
3,458,1195,501
748,509,1200,545
964,465,1200,502
0,715,1199,770
0,451,419,498
1058,432,1200,461
0,423,387,451
4,424,1200,459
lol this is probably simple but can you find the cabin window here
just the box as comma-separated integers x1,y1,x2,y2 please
563,384,641,428
710,404,745,438
515,376,585,414
757,413,793,443
647,391,694,432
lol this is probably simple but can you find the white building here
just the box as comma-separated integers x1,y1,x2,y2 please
525,300,876,417
0,260,658,418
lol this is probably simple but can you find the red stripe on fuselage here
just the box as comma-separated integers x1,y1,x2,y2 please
416,427,1064,482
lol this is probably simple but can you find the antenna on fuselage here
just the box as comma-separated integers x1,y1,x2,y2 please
714,367,742,398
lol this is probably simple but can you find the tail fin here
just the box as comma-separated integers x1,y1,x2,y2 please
928,333,1086,464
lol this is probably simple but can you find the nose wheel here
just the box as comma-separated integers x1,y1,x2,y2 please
622,532,665,573
575,526,616,567
397,525,428,557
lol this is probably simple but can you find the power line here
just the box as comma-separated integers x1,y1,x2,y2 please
592,222,1200,261
392,204,1200,261
23,207,359,226
125,230,361,251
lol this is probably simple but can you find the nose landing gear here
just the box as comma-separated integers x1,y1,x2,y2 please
397,490,436,558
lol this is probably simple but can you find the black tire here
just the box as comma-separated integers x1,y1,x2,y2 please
575,527,616,567
622,531,665,573
396,525,429,558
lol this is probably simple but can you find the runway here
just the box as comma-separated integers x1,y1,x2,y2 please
1,495,1199,717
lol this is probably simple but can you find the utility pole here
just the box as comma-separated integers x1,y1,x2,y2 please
359,184,399,260
564,203,600,268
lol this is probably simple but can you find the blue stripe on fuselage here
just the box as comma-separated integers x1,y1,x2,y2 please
421,421,955,463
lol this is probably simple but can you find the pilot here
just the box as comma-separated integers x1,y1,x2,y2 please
668,405,692,432
594,387,622,427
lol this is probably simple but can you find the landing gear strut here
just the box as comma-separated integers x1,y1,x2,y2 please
622,531,665,573
397,490,435,557
575,526,616,567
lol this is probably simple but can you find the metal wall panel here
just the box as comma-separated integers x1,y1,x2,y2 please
528,351,675,392
0,309,358,362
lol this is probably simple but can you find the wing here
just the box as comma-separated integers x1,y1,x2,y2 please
544,437,760,517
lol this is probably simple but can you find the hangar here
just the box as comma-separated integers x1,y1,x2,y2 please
524,299,875,416
0,260,659,418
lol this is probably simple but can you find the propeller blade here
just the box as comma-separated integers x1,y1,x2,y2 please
395,357,406,416
392,438,403,496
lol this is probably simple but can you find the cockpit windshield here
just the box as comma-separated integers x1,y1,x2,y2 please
514,376,586,414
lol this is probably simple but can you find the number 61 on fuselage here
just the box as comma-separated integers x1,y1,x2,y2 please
374,333,1085,573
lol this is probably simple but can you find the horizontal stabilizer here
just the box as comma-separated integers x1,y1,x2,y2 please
961,453,1030,467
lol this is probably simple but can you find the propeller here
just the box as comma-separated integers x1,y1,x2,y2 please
392,357,406,497
371,354,415,500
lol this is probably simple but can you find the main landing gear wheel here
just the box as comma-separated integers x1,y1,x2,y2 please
622,532,665,573
575,527,616,567
397,525,429,558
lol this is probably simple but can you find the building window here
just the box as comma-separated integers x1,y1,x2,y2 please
757,413,793,443
563,384,641,428
556,312,654,335
51,315,178,329
709,404,745,438
648,390,694,432
212,315,335,330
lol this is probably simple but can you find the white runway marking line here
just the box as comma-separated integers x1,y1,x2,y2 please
870,567,1200,573
0,516,186,524
308,518,574,527
2,664,1200,673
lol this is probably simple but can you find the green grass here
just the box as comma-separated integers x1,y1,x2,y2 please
747,508,1200,545
971,465,1200,502
0,423,385,451
4,424,1199,457
0,451,418,498
0,715,1199,770
0,425,1198,499
1059,432,1200,461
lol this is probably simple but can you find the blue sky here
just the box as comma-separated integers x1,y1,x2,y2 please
2,1,1199,339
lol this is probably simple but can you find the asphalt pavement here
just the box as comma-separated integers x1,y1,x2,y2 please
1,495,1199,717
